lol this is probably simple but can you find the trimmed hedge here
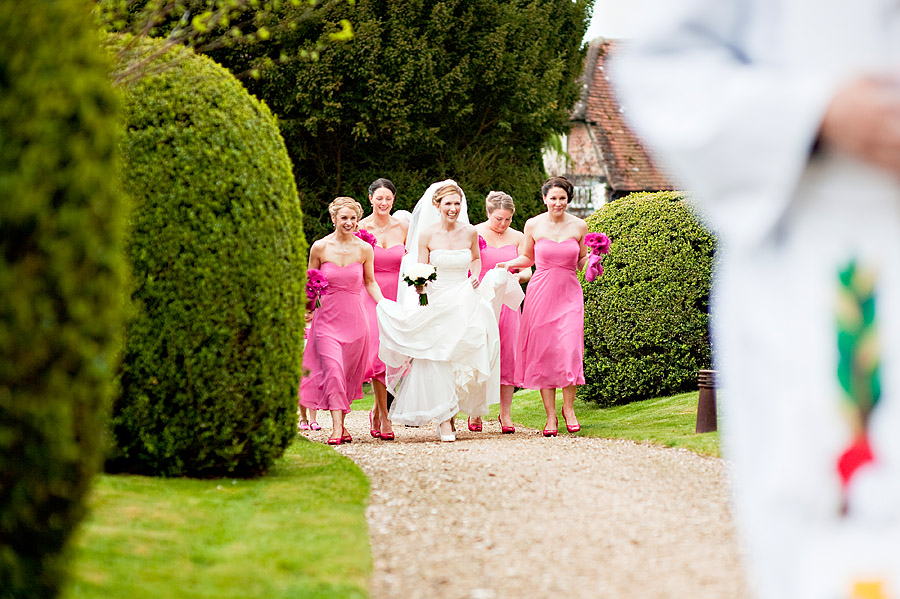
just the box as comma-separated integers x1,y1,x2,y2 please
581,192,715,406
0,2,127,597
107,37,306,477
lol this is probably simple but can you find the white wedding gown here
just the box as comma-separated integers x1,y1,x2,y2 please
376,249,506,426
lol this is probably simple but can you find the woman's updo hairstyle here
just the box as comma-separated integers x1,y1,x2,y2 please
541,176,574,200
329,196,363,220
368,178,396,198
432,182,464,206
485,190,515,215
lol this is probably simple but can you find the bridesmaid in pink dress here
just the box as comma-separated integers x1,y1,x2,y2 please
359,178,408,441
474,191,532,433
497,177,589,437
300,197,385,445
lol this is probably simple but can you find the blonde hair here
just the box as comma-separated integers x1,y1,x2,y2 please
431,183,464,207
328,196,363,220
485,190,515,216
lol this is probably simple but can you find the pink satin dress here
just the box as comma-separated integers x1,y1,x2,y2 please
479,244,521,386
515,238,585,388
299,262,371,413
364,244,404,383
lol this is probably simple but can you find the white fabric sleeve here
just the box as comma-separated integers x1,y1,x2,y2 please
609,0,841,250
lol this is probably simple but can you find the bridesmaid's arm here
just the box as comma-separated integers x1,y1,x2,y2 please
497,219,536,271
575,220,590,271
515,233,533,283
362,245,385,303
308,240,323,270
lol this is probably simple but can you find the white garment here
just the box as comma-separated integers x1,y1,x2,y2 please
613,2,900,597
377,249,503,426
397,179,469,311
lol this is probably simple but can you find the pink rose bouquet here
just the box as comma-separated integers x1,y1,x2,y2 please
584,232,611,255
478,235,487,251
584,232,611,282
355,229,377,247
306,268,328,309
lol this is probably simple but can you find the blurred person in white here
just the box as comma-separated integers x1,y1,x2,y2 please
613,3,900,598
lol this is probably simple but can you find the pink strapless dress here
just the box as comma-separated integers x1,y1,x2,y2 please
364,244,404,383
299,262,371,413
516,238,585,388
479,244,521,386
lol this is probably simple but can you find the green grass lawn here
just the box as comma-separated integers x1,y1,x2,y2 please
63,438,371,599
64,387,716,599
500,389,720,457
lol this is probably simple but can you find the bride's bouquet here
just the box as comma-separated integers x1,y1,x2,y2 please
403,263,437,306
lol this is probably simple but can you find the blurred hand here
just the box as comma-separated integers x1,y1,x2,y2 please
820,75,900,175
470,275,480,289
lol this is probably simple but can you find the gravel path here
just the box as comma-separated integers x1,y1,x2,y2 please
302,410,751,599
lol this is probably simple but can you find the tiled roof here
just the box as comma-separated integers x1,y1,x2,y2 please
577,39,675,193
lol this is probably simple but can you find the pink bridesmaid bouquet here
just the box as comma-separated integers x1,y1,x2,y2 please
306,268,328,309
355,229,377,247
478,235,487,251
403,263,437,306
584,232,611,282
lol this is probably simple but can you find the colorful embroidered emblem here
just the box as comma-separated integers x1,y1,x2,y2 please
836,260,881,514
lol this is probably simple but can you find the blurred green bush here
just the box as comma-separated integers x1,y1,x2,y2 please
0,2,127,596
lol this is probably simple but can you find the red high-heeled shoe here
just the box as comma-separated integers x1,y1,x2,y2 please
542,428,558,437
380,431,395,441
369,411,380,438
341,430,352,444
498,416,515,434
561,409,581,433
327,436,342,445
468,418,483,432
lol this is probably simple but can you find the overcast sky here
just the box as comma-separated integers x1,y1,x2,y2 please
584,0,651,40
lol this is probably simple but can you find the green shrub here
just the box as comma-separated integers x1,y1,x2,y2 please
0,2,127,597
580,192,715,406
107,36,306,477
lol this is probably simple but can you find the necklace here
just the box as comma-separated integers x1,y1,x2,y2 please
367,219,392,236
549,217,566,233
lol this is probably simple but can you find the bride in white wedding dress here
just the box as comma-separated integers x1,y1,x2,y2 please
376,180,522,442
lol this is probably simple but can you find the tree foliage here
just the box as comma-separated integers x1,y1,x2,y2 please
208,0,592,241
95,0,353,83
0,1,127,596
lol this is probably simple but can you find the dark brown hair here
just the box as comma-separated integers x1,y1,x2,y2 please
540,176,574,200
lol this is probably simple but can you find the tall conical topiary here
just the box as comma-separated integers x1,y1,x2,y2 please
107,36,306,477
0,2,127,597
581,192,715,406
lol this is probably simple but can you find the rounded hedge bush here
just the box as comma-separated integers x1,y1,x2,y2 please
107,36,306,477
580,192,715,406
0,2,127,596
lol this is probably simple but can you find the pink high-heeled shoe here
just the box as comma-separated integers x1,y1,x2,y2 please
498,416,515,434
467,418,482,432
299,420,310,431
369,411,380,438
561,409,581,433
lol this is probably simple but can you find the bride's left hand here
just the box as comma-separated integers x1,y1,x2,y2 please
469,275,480,289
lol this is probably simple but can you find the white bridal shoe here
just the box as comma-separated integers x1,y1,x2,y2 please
436,422,456,442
